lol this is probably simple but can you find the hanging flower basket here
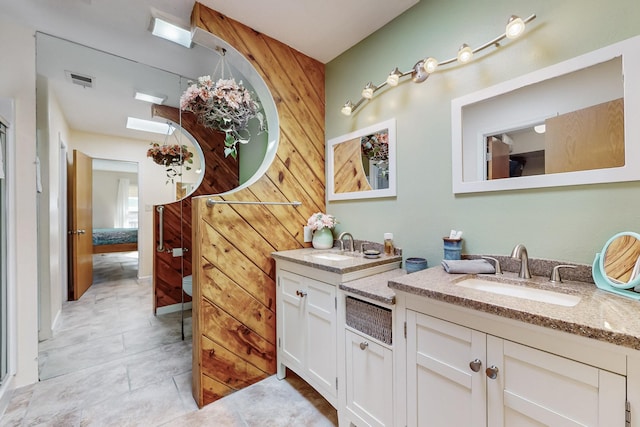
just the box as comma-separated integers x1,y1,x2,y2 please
180,76,266,159
147,143,194,183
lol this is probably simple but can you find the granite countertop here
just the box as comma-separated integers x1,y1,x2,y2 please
339,268,406,305
389,267,640,351
272,247,402,275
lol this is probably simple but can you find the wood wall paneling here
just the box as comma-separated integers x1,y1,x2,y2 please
190,2,326,407
151,105,239,311
333,138,372,194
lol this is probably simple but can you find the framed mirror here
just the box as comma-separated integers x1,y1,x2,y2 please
452,35,640,194
593,231,640,300
327,118,396,201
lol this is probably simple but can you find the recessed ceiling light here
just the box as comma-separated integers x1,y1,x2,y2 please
134,91,166,104
151,16,192,48
126,117,175,135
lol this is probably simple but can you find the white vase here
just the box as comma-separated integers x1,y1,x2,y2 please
312,227,334,249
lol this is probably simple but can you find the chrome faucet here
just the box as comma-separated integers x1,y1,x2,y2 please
550,264,577,283
510,244,531,279
337,232,354,252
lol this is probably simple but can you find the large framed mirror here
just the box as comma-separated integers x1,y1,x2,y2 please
452,35,640,194
327,118,396,201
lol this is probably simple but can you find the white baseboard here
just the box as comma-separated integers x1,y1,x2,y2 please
51,309,61,331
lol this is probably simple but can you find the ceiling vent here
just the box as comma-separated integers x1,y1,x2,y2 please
65,70,95,88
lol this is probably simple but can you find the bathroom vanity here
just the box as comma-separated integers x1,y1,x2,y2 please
273,248,640,426
389,267,640,427
272,247,402,426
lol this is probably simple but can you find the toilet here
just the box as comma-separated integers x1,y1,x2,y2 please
182,275,193,297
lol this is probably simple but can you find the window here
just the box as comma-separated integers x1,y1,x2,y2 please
126,184,138,229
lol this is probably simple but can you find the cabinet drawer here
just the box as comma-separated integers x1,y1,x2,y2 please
346,296,392,345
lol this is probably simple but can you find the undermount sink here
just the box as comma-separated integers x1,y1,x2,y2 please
456,277,581,307
311,252,354,261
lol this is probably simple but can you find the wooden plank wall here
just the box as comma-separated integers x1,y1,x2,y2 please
190,2,326,407
150,105,240,311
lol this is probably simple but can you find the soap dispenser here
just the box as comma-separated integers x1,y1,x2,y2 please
384,233,394,255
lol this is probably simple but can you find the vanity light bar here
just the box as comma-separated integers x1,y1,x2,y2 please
341,13,537,116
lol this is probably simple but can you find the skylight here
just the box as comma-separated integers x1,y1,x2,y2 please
134,91,166,104
151,17,192,48
126,117,174,135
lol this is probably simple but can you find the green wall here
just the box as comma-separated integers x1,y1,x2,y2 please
325,0,640,266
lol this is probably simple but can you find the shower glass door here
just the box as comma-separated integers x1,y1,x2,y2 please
0,121,8,385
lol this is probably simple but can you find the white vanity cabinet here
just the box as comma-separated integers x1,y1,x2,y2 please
406,311,626,427
277,269,337,405
274,249,402,423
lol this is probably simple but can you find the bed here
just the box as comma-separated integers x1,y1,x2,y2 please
92,228,138,254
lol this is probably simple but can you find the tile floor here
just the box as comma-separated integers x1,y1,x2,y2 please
1,252,338,426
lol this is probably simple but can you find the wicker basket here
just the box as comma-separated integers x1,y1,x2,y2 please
346,296,392,345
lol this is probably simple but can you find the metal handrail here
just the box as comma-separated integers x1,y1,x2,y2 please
206,199,302,207
156,205,165,252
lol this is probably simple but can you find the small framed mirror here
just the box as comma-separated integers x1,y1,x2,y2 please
593,231,640,300
452,35,640,194
327,118,396,201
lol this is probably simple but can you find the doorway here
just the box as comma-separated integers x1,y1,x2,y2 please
90,158,140,288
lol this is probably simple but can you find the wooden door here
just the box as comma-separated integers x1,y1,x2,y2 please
69,150,93,300
545,98,625,174
487,136,510,180
407,311,487,427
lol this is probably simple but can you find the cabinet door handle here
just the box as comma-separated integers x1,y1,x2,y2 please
359,341,369,350
296,290,307,297
486,365,499,379
469,359,482,372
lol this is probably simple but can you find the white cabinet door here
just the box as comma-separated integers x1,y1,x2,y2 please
487,336,626,427
407,311,487,427
406,311,627,427
277,270,337,404
345,329,393,427
278,270,307,371
305,277,337,399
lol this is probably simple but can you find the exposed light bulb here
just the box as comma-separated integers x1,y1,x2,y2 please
386,68,402,86
362,82,376,99
341,101,353,116
423,57,439,74
505,15,525,39
457,44,473,63
339,13,536,117
534,124,546,134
